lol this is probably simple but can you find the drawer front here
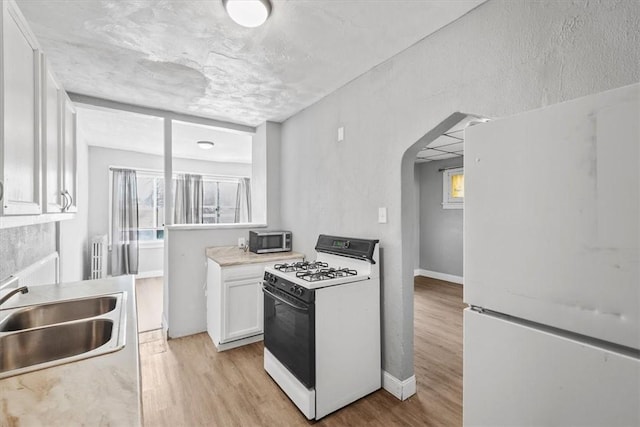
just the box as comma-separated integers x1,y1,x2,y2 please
222,263,266,282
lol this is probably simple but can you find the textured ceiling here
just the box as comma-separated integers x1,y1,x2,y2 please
17,0,483,127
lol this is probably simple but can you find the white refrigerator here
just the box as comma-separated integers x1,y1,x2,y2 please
463,83,640,426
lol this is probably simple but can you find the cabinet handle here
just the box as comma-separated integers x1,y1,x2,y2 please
65,191,73,209
0,181,3,203
61,191,69,210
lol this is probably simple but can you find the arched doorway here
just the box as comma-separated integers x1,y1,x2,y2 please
398,112,488,423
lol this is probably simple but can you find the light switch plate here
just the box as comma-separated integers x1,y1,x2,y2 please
337,126,345,142
378,207,387,224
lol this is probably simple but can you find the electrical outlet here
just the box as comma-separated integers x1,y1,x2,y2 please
238,237,246,248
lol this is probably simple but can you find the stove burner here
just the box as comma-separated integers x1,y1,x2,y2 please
273,261,329,272
273,263,297,272
302,261,329,270
295,267,358,282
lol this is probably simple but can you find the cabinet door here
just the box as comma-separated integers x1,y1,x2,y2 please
42,57,63,213
1,0,41,215
222,277,263,342
61,93,77,212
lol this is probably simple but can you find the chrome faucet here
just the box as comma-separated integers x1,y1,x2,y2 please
0,286,29,307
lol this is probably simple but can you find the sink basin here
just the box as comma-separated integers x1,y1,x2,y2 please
0,292,127,379
0,319,113,372
0,296,117,332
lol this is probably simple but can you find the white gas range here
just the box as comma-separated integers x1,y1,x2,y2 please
262,235,381,420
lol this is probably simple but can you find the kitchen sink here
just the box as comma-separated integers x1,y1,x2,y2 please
0,292,127,379
0,295,117,332
0,319,113,372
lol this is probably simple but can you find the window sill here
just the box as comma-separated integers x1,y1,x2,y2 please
165,222,267,231
442,203,463,210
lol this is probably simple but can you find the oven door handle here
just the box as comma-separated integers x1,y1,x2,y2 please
262,287,310,312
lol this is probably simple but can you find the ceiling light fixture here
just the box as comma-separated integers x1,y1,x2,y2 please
197,140,215,150
223,0,272,28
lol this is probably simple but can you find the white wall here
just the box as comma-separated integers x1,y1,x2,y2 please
58,120,90,281
251,122,282,227
279,0,640,382
163,225,264,337
87,145,251,276
163,124,281,336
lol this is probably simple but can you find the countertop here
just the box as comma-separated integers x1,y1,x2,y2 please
205,246,304,266
0,276,141,426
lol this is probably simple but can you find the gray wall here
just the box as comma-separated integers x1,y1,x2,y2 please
416,158,463,277
279,0,640,382
0,223,56,282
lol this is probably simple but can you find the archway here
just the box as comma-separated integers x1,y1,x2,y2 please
398,112,488,415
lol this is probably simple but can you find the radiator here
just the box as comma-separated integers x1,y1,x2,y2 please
91,235,109,279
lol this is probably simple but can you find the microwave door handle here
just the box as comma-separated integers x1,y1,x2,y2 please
262,287,309,312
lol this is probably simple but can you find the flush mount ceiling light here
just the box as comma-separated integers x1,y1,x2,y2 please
197,140,215,150
223,0,272,28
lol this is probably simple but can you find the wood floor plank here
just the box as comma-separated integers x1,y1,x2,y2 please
139,276,464,426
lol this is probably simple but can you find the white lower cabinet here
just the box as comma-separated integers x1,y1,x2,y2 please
206,258,301,351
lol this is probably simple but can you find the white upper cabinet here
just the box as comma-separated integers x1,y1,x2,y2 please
61,92,77,213
0,0,42,216
0,0,77,226
42,56,63,213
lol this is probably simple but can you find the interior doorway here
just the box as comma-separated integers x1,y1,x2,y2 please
400,112,488,423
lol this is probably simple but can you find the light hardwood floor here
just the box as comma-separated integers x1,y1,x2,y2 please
139,276,464,426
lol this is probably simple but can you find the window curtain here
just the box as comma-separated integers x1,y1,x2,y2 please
111,169,139,276
174,173,203,224
234,177,251,223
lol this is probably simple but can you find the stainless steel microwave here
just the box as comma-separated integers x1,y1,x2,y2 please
249,231,292,254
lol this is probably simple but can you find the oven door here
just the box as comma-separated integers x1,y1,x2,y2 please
263,285,315,388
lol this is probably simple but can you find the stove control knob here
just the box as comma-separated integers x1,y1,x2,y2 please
290,285,296,293
295,288,304,296
269,275,277,284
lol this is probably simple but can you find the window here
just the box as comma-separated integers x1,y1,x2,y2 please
442,167,464,209
136,173,165,241
117,169,248,241
203,179,240,224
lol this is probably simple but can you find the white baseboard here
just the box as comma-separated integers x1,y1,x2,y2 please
382,371,417,401
414,268,463,285
135,270,164,279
